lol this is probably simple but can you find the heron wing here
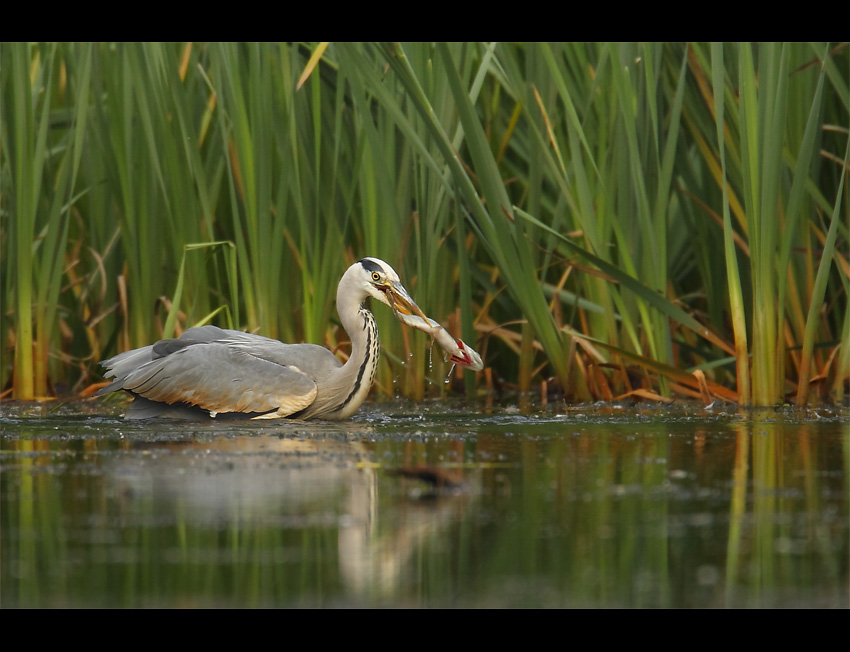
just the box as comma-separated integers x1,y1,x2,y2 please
100,326,342,417
160,326,344,381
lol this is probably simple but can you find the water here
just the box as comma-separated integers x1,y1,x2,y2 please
1,399,847,608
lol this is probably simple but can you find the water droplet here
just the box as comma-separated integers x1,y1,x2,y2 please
445,364,456,384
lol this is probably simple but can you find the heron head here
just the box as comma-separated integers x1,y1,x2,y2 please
356,257,427,320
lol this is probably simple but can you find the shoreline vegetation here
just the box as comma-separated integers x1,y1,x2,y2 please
2,43,848,408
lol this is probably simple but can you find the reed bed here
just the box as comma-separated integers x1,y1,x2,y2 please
1,42,848,406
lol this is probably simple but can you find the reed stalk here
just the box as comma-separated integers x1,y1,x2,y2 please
2,43,90,398
711,43,751,405
1,42,847,406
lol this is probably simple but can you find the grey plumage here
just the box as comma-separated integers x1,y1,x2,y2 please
98,258,419,420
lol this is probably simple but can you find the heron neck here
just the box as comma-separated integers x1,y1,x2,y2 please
331,286,380,417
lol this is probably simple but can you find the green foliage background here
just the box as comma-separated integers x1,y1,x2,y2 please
1,43,848,406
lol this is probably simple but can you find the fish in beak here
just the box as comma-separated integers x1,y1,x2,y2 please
387,289,484,372
385,282,429,320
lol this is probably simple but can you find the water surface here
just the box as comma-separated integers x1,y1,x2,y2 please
1,399,847,608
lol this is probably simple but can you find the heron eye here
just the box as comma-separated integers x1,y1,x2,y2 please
371,272,381,282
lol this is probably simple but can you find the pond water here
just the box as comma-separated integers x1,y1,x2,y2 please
1,399,847,608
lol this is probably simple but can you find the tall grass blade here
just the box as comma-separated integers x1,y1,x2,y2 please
712,42,751,405
3,44,89,397
796,136,850,403
514,207,734,356
162,241,238,338
1,43,846,406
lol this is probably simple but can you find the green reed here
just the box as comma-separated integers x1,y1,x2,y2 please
689,43,849,405
1,43,847,405
2,43,91,398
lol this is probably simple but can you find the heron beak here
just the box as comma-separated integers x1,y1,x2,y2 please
385,282,429,321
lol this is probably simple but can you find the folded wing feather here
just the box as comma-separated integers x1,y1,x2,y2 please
99,326,343,417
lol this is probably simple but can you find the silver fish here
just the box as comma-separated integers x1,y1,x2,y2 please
392,309,484,371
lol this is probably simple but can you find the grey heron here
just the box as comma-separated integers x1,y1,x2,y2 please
98,257,454,420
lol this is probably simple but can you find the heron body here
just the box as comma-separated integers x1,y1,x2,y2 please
98,258,417,420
